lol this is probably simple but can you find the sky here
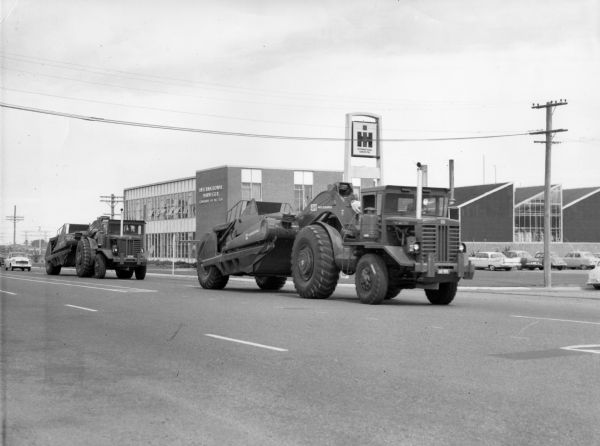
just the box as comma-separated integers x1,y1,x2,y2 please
1,0,599,245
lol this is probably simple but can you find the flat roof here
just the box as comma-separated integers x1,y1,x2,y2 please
195,165,342,174
450,183,512,208
124,175,195,191
563,187,600,209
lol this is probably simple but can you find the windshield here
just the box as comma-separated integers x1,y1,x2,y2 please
10,252,26,257
383,193,448,217
107,222,143,235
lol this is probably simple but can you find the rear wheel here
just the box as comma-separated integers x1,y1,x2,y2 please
425,282,457,305
255,276,287,290
115,269,134,279
355,254,388,305
291,225,339,299
134,265,147,280
197,264,229,289
489,265,496,271
75,238,94,277
94,253,107,279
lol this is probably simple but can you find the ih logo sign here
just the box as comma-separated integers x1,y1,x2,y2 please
352,121,378,158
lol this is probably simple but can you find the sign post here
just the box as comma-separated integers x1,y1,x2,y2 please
344,113,382,187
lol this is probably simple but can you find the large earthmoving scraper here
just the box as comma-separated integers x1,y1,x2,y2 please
196,181,474,305
45,217,147,280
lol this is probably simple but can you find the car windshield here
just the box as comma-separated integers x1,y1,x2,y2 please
504,252,519,258
383,193,448,217
10,252,26,257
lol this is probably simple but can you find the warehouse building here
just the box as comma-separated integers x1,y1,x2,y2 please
124,166,343,261
562,187,600,243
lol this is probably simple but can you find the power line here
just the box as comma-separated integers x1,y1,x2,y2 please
2,51,502,109
0,101,531,142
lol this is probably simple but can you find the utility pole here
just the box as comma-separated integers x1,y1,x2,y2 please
5,205,24,246
100,194,124,218
530,99,568,288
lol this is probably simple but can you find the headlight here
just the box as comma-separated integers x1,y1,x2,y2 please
112,244,118,254
409,241,421,253
458,243,467,253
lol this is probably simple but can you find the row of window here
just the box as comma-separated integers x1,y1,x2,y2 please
126,192,196,221
145,232,196,261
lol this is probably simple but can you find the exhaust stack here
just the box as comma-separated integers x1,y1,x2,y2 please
416,163,423,219
449,159,455,205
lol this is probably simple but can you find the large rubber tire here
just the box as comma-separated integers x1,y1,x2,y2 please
75,238,94,277
94,253,107,279
355,254,388,305
489,265,496,271
197,264,229,289
425,282,457,305
115,269,134,279
45,244,61,275
255,276,287,290
291,225,339,299
135,265,147,280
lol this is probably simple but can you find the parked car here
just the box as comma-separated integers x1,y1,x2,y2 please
0,256,4,267
586,260,600,290
563,251,597,269
501,251,525,270
469,252,513,271
4,252,32,271
506,250,542,270
534,252,567,270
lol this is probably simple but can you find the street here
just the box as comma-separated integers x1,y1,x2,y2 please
1,268,599,445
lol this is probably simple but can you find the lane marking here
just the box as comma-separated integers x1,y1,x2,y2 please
0,275,156,293
511,315,600,326
205,334,288,352
561,345,600,355
0,289,17,295
65,304,98,312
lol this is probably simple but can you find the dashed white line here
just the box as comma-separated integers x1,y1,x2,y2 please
1,275,156,293
0,289,17,295
65,304,98,312
561,345,600,355
205,334,288,352
511,315,600,326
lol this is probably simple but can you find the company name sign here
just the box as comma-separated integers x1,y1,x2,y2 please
198,184,224,205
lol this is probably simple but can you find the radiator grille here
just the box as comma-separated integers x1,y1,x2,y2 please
117,238,142,256
421,224,459,262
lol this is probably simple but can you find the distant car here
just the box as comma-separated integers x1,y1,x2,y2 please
501,251,525,270
0,256,4,267
507,250,542,270
563,251,597,269
469,252,513,271
586,260,600,290
4,252,32,271
534,252,567,270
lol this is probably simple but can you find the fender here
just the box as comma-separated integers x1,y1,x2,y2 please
197,232,218,264
312,221,357,274
87,236,99,251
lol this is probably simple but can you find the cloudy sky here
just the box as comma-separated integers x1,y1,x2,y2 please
1,0,598,244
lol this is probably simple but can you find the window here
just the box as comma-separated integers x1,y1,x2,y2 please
294,171,313,211
242,169,262,200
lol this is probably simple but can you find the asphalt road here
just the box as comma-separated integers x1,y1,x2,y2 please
1,268,599,445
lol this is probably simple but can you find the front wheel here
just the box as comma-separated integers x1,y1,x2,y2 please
115,269,134,279
355,254,388,305
255,276,287,290
197,264,229,289
489,265,496,271
135,265,147,280
291,225,339,299
425,282,458,305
